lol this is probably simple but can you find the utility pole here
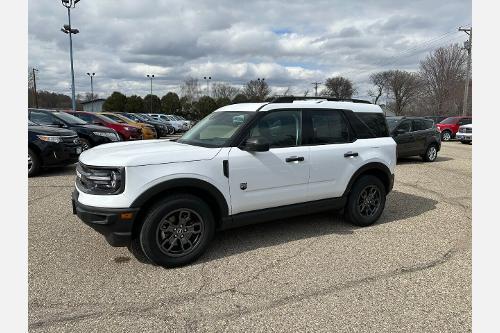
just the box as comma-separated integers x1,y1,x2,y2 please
32,68,39,108
311,81,322,97
147,74,154,113
86,72,95,112
459,26,472,116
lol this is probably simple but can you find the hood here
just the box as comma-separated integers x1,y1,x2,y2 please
79,139,222,167
28,125,77,136
72,124,116,132
460,124,472,128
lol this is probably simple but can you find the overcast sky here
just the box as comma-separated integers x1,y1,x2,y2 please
28,0,471,99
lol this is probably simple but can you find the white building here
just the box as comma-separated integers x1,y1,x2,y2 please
81,99,106,112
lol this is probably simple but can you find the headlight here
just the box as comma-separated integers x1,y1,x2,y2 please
93,131,119,141
76,163,124,195
37,135,62,143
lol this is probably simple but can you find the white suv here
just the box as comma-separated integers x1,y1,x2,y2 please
456,124,472,144
72,97,396,267
148,114,189,133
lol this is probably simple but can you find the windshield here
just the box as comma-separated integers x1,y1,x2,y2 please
439,117,458,124
96,114,118,124
53,112,88,125
178,111,254,148
386,118,401,131
28,120,38,126
103,114,127,123
123,113,143,122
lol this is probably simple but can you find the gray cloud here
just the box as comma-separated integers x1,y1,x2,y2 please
28,0,471,99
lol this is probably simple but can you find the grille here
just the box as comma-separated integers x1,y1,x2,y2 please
61,135,80,146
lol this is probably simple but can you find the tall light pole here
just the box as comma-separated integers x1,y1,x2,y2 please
203,76,212,96
86,72,95,112
32,68,39,108
61,0,80,111
459,26,472,116
147,74,154,113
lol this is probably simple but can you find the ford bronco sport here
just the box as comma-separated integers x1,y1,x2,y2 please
72,97,396,267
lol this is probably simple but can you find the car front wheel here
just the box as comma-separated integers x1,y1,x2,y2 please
345,175,386,227
441,131,452,141
139,194,215,267
28,148,41,177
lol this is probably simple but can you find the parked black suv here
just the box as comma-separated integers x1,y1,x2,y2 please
28,108,120,150
386,116,441,162
28,120,82,176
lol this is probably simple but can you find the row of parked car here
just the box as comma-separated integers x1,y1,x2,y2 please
27,108,192,176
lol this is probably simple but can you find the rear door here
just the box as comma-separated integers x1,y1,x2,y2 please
228,110,310,214
304,109,362,200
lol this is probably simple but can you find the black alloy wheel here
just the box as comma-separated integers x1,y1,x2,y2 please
28,148,40,177
139,194,215,267
345,175,386,227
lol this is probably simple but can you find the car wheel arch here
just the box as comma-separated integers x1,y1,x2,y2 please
130,178,229,237
342,162,393,198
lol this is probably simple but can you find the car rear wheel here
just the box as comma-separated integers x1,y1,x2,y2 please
139,194,215,267
441,131,452,141
461,140,471,144
345,175,386,227
422,144,438,162
28,148,41,177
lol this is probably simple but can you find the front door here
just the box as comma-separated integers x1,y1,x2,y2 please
227,110,310,215
393,120,415,157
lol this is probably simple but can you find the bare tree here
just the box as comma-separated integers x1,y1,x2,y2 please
320,76,356,99
419,43,468,116
243,79,271,102
303,89,310,97
84,92,98,102
382,70,421,116
180,77,201,103
368,71,390,104
211,83,240,100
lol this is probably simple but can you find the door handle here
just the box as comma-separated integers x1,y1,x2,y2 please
286,156,305,162
344,152,359,158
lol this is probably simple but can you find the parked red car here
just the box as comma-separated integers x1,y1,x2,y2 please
435,116,472,141
65,111,142,141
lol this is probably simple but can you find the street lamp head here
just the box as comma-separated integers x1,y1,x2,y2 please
61,28,69,34
92,73,95,76
71,29,79,34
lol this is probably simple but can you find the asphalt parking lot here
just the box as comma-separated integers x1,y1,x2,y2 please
28,141,471,332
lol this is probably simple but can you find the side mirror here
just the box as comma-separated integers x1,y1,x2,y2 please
241,137,270,152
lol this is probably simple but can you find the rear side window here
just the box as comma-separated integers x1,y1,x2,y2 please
75,113,93,123
412,119,429,131
346,112,389,138
306,110,351,144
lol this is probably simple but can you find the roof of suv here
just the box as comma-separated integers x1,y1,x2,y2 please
215,97,383,113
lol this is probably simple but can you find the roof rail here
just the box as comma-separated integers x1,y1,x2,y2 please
270,96,372,104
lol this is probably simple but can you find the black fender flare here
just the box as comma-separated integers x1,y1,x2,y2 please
342,162,394,197
130,178,229,218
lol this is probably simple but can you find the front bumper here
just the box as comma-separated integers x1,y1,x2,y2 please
456,133,472,141
37,141,82,166
71,190,139,246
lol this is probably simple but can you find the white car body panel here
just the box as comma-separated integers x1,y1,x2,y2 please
456,124,472,141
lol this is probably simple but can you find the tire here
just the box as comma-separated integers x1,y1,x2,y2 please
139,194,215,267
118,133,125,141
345,175,386,227
80,138,92,151
28,148,41,177
422,144,438,162
461,140,471,144
441,131,452,141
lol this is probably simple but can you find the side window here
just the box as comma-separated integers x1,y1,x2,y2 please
30,111,56,125
460,118,472,125
424,119,435,129
412,119,426,131
355,113,389,137
307,110,351,144
75,113,93,123
248,110,301,148
396,120,411,133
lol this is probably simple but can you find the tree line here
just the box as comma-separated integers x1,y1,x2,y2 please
28,43,471,119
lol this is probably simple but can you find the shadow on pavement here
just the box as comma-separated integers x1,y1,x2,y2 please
35,164,77,178
397,156,453,164
192,190,438,264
